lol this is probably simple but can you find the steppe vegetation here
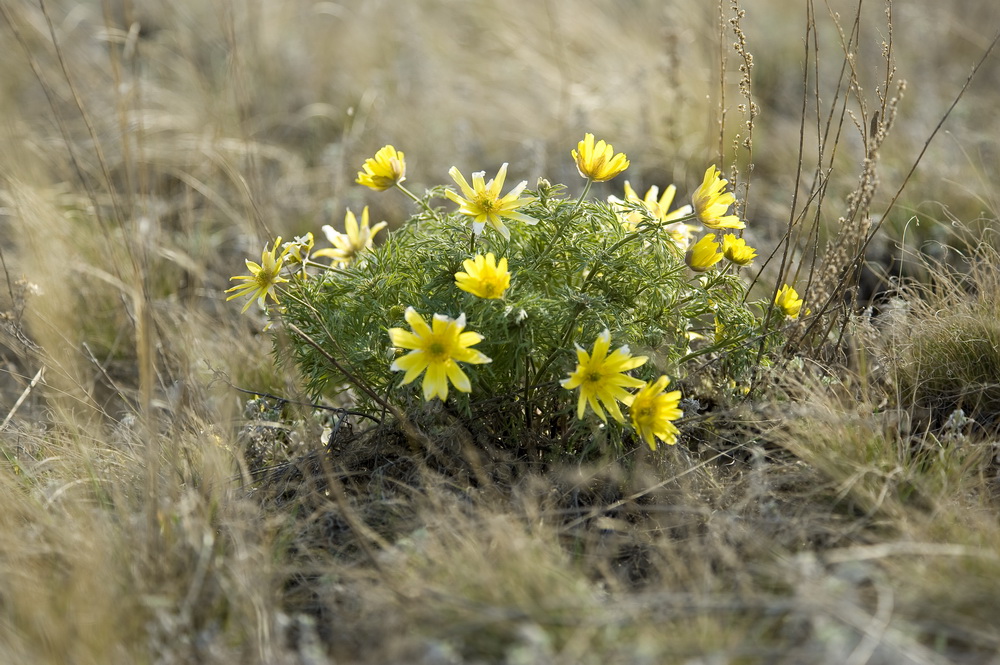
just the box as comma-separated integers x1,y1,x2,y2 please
2,0,1000,662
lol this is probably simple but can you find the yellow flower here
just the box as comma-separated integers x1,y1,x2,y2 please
691,165,745,230
314,206,388,266
572,133,630,182
664,222,698,251
713,317,735,345
446,163,537,239
282,232,315,266
226,237,289,313
630,376,683,450
610,181,693,226
721,233,757,266
775,284,804,318
356,145,406,191
389,307,492,401
455,253,511,300
562,329,647,423
685,233,723,272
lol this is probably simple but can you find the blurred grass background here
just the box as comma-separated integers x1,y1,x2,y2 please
1,0,1000,662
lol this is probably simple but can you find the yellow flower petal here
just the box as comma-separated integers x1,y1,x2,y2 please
445,362,471,393
424,362,449,401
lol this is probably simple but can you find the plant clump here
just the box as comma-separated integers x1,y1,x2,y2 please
228,136,804,458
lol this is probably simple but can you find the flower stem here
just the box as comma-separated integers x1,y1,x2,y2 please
572,178,594,217
285,321,432,454
530,178,594,271
396,182,443,222
579,229,645,292
699,269,730,291
302,259,352,277
527,303,586,391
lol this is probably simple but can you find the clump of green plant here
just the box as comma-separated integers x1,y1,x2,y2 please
228,137,805,456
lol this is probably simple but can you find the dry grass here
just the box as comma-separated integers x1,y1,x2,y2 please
880,240,1000,425
2,0,1000,662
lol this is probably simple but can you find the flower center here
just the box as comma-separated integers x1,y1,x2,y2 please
428,340,448,360
586,371,602,384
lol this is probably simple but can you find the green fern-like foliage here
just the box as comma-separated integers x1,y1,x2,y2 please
277,175,764,454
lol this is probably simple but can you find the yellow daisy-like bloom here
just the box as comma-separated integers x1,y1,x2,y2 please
775,284,804,319
356,145,406,191
561,329,647,423
446,163,538,239
664,222,698,251
610,181,694,226
455,253,511,300
691,165,745,230
685,233,723,272
226,237,289,313
721,233,757,266
314,206,388,266
572,133,630,182
630,376,683,450
282,232,315,266
389,307,492,402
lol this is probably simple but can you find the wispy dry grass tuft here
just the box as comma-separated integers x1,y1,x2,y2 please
879,238,1000,425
